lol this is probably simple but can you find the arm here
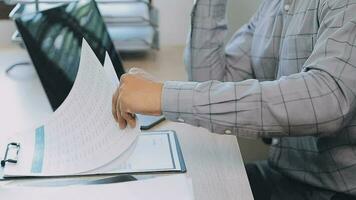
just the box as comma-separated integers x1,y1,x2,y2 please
112,0,265,128
113,0,356,137
185,0,264,82
163,0,356,138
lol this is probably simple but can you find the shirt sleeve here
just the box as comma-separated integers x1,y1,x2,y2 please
163,0,356,138
184,0,264,82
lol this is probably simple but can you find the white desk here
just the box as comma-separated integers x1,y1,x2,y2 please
0,45,254,200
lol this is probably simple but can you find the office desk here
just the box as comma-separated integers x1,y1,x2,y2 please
0,46,254,200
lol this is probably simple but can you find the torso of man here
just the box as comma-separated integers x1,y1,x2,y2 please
244,0,356,195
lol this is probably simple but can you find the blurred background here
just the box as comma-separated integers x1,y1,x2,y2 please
1,0,262,48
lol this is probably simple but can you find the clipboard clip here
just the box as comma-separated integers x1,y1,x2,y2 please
1,142,21,167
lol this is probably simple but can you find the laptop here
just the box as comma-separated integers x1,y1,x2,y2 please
14,0,164,130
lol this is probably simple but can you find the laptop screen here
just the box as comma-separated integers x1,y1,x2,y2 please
15,0,125,110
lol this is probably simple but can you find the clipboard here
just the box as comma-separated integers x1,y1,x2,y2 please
0,130,186,179
1,143,21,168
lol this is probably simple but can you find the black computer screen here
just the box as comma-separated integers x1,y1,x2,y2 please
15,0,125,110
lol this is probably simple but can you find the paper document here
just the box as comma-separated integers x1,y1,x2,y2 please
2,39,139,177
103,52,120,87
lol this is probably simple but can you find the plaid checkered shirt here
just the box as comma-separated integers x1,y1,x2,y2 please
162,0,356,195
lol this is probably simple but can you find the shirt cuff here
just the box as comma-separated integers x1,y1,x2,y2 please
161,81,198,123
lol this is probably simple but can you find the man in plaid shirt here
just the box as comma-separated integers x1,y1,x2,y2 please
112,0,356,199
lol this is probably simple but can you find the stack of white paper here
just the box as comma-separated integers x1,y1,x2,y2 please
0,175,195,200
2,39,139,177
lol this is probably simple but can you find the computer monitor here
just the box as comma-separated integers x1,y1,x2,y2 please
14,0,125,110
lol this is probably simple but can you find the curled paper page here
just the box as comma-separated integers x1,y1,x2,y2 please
4,39,139,177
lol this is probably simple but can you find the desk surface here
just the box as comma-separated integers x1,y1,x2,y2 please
0,45,253,200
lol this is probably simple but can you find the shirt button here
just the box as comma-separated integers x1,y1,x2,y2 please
225,129,232,134
284,4,290,12
177,118,185,123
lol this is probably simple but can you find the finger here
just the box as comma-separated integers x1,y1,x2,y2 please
116,94,127,129
112,89,119,122
118,119,127,129
118,94,136,128
117,108,127,129
121,111,136,128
